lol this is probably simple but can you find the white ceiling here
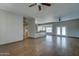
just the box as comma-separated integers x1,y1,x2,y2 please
0,3,53,17
0,3,79,23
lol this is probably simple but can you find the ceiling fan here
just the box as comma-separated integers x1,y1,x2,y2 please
28,3,51,11
58,16,62,22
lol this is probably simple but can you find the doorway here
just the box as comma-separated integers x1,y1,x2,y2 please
23,17,29,40
57,26,66,36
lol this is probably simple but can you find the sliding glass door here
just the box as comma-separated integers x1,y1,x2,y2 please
57,27,61,35
62,26,66,35
57,26,66,36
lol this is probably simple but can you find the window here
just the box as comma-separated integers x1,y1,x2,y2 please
37,26,43,32
42,26,45,31
56,26,66,35
57,27,61,35
37,24,52,33
62,27,66,35
37,25,45,32
46,27,52,33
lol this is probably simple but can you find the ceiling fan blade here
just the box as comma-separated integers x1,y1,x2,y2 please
38,5,41,11
41,3,51,6
29,3,37,7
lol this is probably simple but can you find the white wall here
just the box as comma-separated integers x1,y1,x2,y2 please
0,10,23,45
52,20,79,38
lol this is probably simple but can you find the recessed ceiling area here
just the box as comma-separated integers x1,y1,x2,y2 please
0,3,79,24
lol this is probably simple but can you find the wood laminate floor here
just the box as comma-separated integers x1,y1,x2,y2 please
0,35,79,56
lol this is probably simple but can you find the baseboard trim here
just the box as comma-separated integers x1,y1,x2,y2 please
0,40,23,46
51,34,79,39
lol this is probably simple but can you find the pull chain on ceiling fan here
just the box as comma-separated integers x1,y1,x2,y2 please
28,3,51,11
